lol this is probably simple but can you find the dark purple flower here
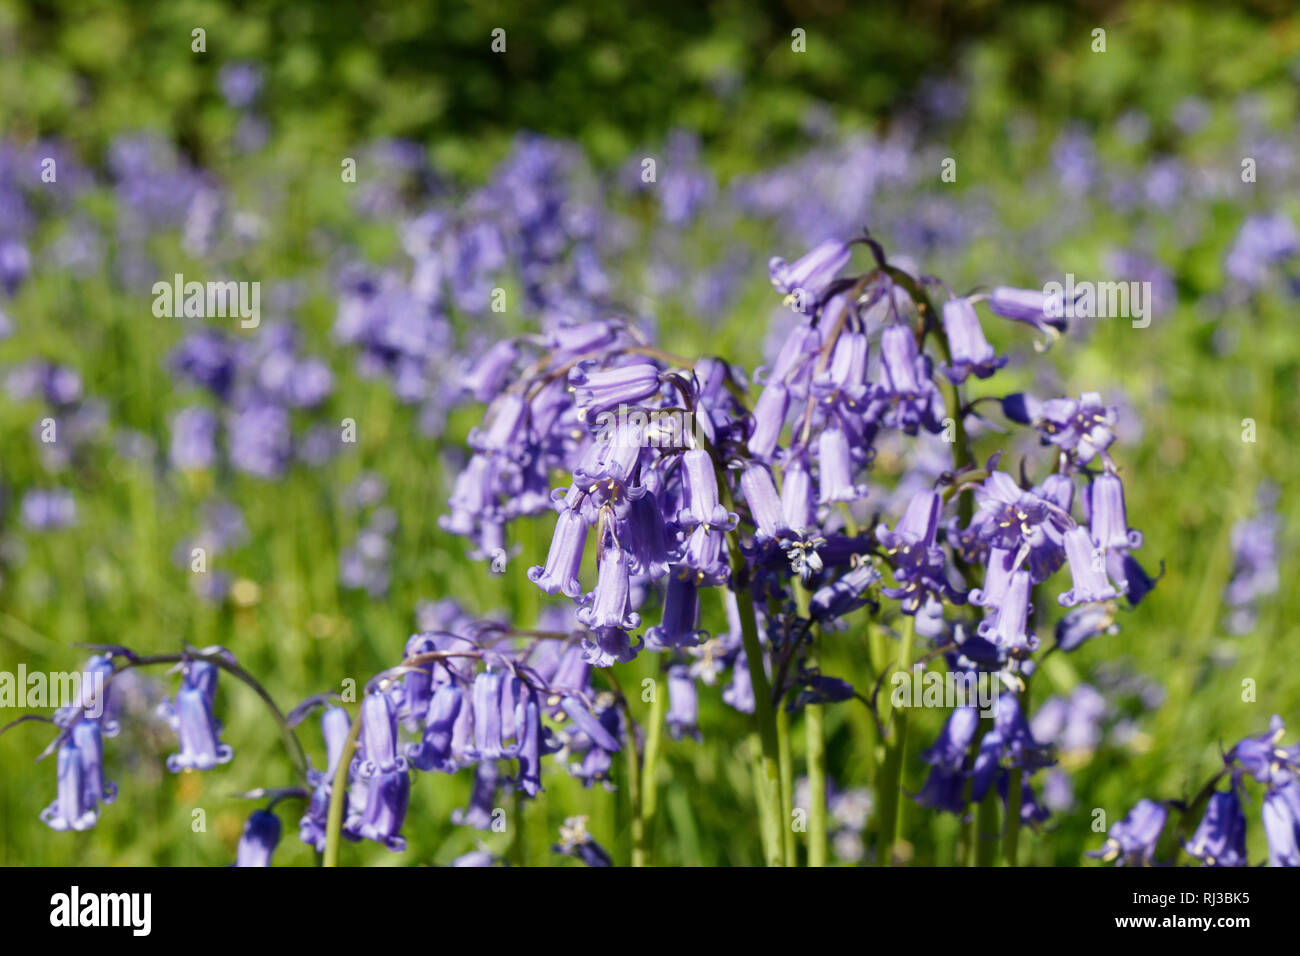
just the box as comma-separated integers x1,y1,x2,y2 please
1036,392,1117,465
235,809,281,867
350,769,410,851
407,683,464,773
1184,789,1247,867
645,572,705,650
1054,603,1119,651
1088,798,1167,865
1230,715,1297,786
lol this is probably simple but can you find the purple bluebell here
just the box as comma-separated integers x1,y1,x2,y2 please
916,707,980,815
569,362,662,421
218,62,263,109
349,769,410,851
871,325,942,434
1184,789,1247,867
158,661,234,772
645,572,705,650
407,683,464,773
816,425,868,504
665,665,701,741
987,286,1068,337
780,452,815,534
769,240,850,307
977,568,1036,653
528,508,588,600
877,490,963,613
754,379,790,455
809,560,880,621
1230,715,1297,786
1055,603,1120,651
1262,782,1300,867
1035,392,1117,465
235,809,281,867
941,297,1006,383
71,719,116,809
741,463,789,543
1088,799,1167,865
356,690,407,777
578,546,640,632
41,739,99,832
1058,526,1118,606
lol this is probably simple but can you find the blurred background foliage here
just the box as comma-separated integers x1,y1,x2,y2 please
0,0,1298,866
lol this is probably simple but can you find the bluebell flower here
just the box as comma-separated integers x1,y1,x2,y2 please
1184,789,1248,867
1262,781,1300,867
941,297,1006,383
1230,714,1298,785
1088,799,1167,865
349,769,410,851
356,688,408,777
452,761,499,830
645,571,706,650
665,665,701,741
235,809,281,867
41,738,99,832
408,683,464,773
158,661,234,772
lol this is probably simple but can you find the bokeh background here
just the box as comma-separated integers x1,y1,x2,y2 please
0,0,1297,865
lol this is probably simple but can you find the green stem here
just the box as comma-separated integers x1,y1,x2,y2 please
625,714,646,867
777,703,796,865
322,709,362,868
805,701,828,867
705,446,785,866
875,615,915,865
793,578,827,867
47,649,309,780
975,784,1001,867
1002,769,1023,866
641,681,665,835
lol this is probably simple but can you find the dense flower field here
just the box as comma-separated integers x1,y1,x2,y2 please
0,1,1297,868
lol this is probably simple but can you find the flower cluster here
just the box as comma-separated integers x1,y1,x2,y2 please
1091,714,1300,867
